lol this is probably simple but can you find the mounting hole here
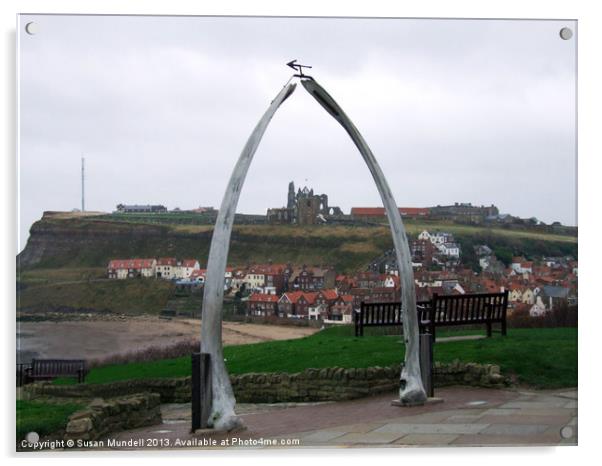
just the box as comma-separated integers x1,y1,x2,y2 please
25,22,37,35
559,27,573,40
560,426,574,438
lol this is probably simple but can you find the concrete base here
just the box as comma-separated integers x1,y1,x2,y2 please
391,397,444,407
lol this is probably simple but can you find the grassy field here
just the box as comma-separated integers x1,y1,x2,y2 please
17,278,175,314
16,400,84,440
60,326,577,389
20,215,576,273
18,267,107,285
82,211,576,244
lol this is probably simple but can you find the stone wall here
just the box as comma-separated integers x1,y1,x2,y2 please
64,392,162,441
25,361,509,404
231,362,508,403
26,377,191,403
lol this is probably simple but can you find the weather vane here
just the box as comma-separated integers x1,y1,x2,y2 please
286,59,313,77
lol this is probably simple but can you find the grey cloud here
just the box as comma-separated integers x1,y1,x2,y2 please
18,15,576,250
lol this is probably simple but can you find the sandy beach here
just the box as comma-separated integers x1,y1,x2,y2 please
17,318,318,363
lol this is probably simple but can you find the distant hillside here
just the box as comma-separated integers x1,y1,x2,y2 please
18,213,577,274
17,276,174,315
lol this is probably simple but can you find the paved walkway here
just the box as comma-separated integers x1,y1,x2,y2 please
108,386,577,449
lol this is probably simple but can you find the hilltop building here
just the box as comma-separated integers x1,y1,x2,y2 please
350,203,499,224
115,204,167,213
429,203,498,223
351,207,429,222
267,181,343,225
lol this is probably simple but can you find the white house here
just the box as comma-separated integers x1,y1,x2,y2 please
108,258,156,279
439,242,460,258
414,276,443,288
529,296,548,316
508,286,524,302
245,271,265,290
156,257,178,279
384,275,400,288
189,269,206,284
479,256,491,270
230,271,247,291
511,258,533,275
224,267,233,288
178,259,200,279
452,283,466,295
308,303,328,321
521,288,536,305
430,232,454,245
418,230,431,241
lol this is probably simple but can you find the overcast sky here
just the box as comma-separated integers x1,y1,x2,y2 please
18,15,576,250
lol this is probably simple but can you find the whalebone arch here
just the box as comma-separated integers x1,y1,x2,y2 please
200,77,426,431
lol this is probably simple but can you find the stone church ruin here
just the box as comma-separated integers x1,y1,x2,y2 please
267,181,344,225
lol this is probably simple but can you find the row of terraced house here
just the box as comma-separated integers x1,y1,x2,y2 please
247,284,401,322
106,259,337,294
246,270,403,322
107,258,201,280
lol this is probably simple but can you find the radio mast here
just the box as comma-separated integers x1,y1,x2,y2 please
81,156,85,212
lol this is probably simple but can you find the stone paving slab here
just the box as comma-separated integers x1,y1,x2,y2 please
299,430,348,443
380,409,485,424
557,391,578,400
500,407,577,417
478,414,571,425
394,434,460,445
444,414,486,423
499,400,569,409
480,408,521,416
334,432,405,444
451,432,565,446
316,422,384,433
108,386,577,450
373,422,489,435
481,423,550,435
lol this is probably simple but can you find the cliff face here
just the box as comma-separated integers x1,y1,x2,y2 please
17,215,392,273
18,218,211,269
18,214,577,274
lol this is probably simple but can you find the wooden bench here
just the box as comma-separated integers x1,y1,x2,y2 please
355,291,509,341
26,359,88,383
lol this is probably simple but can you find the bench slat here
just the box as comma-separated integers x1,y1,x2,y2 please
356,292,509,339
29,359,88,382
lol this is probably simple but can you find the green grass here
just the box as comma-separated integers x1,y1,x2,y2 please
18,267,107,285
21,216,576,275
16,400,84,440
62,327,576,389
17,278,175,315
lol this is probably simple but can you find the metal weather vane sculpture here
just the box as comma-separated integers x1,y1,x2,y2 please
286,59,313,77
200,61,426,431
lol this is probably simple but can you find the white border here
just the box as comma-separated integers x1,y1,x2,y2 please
3,1,600,465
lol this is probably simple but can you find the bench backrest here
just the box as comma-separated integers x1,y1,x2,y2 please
431,292,508,324
30,359,87,378
358,291,508,327
357,300,430,327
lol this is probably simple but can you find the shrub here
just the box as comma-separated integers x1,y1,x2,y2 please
89,339,200,368
508,303,577,328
